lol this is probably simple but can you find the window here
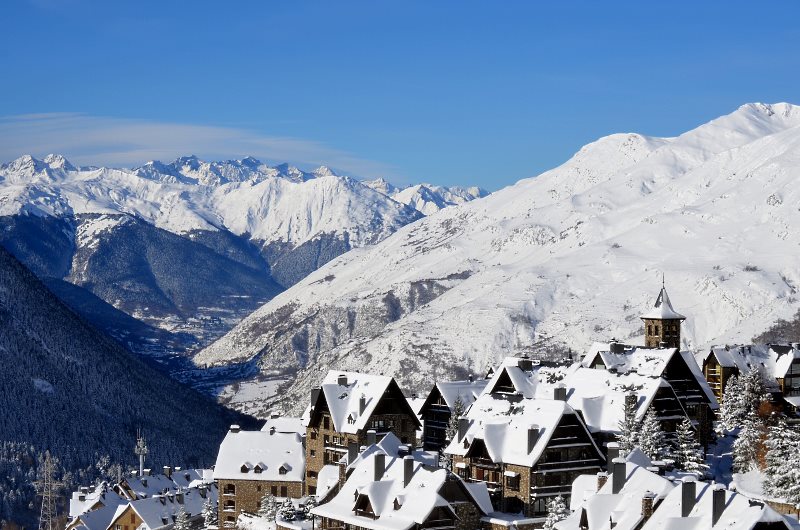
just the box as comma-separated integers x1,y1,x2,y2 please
310,431,318,440
254,465,263,474
309,486,316,495
457,466,469,480
505,475,520,491
324,435,330,445
257,485,262,492
224,500,236,512
280,486,287,497
224,484,236,495
130,514,135,523
271,486,278,495
532,497,548,516
310,450,316,457
307,470,318,478
323,417,330,429
279,466,288,475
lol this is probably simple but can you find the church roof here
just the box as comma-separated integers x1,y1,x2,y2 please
640,286,685,321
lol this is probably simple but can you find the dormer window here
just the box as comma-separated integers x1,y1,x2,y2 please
279,466,288,475
348,414,356,424
254,465,263,474
393,498,402,510
240,465,249,473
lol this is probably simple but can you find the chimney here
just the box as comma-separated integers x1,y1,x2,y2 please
270,426,276,435
199,486,207,499
338,460,347,488
176,492,184,504
469,374,474,383
596,472,608,491
612,458,626,494
518,355,533,371
403,456,414,487
606,442,620,466
398,445,410,457
367,429,377,446
143,468,151,477
359,394,367,415
554,385,567,401
338,374,348,386
374,453,385,482
458,418,469,442
527,425,540,454
78,494,86,502
712,485,726,525
681,477,696,517
141,478,148,488
230,424,240,433
348,441,359,464
641,491,656,520
163,466,172,479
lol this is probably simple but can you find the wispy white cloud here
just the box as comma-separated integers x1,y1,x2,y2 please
0,113,399,178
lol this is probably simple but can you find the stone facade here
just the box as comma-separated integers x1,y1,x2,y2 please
643,318,682,349
305,411,418,494
218,478,302,527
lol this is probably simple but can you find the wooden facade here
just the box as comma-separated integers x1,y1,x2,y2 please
453,411,604,518
420,385,451,451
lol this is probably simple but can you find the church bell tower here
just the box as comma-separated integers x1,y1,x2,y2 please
641,279,685,349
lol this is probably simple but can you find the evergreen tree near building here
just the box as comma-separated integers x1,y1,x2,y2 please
742,367,770,414
445,395,466,443
258,492,277,520
718,374,747,433
617,392,639,456
173,506,190,530
303,495,317,517
202,498,217,529
673,417,709,475
763,418,800,501
733,410,764,473
542,495,569,530
638,408,667,461
278,498,296,522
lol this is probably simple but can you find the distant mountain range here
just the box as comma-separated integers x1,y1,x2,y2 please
0,155,484,371
194,102,800,416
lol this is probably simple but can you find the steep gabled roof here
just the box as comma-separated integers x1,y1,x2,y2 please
640,286,686,321
314,371,420,434
105,485,217,530
706,344,800,383
444,392,602,468
312,438,490,530
213,429,305,482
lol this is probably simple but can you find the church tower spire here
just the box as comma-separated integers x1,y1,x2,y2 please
640,281,685,349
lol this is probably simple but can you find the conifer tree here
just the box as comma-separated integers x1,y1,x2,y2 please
445,395,466,443
173,506,190,530
202,498,217,529
638,408,666,461
258,492,277,520
673,417,709,475
617,392,639,456
763,418,800,498
278,497,295,521
718,374,747,432
303,495,317,517
733,410,764,473
742,367,769,414
542,495,569,530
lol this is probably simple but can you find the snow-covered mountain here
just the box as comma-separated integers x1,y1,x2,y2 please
195,102,800,416
363,178,487,215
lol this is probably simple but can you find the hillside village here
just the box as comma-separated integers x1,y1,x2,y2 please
62,285,800,530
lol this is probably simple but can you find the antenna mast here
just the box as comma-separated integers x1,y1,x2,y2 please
134,429,148,477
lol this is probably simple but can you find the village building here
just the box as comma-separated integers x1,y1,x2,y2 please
69,484,125,523
556,450,675,530
443,358,605,520
311,432,492,530
214,424,306,527
698,344,800,408
581,341,717,446
418,378,489,451
67,484,216,530
305,371,421,495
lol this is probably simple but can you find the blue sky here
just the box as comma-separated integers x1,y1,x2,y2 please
1,1,798,189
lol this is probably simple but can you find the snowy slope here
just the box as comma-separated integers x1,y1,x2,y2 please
363,178,487,215
196,102,800,416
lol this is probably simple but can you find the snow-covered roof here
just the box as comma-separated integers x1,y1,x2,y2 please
312,438,490,530
582,345,718,410
213,428,305,482
170,468,214,489
119,473,182,500
434,378,489,410
558,454,675,530
69,484,125,518
640,481,791,530
563,366,679,434
444,391,601,468
261,416,308,434
316,371,419,434
640,286,685,320
106,484,217,530
706,343,800,382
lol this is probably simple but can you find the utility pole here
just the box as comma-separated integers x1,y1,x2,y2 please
34,451,64,530
135,429,148,477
